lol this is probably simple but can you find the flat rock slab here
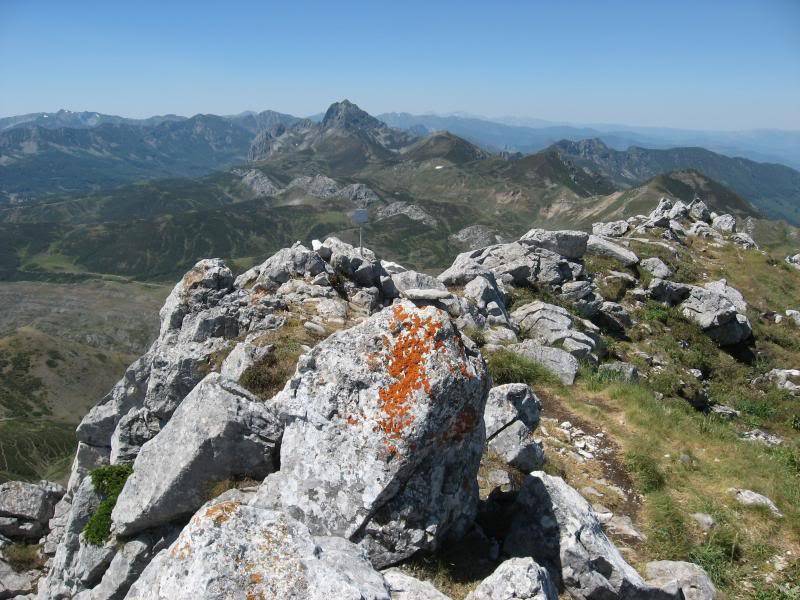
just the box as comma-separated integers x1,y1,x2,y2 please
125,502,390,600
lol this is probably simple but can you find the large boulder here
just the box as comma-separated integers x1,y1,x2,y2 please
0,480,64,527
640,257,673,279
586,235,639,266
648,278,692,305
711,214,736,233
253,301,490,567
502,473,679,600
112,374,282,536
510,301,600,361
464,275,511,328
645,561,717,600
689,200,711,223
786,253,800,271
465,557,557,600
518,229,588,260
438,243,575,288
484,384,541,440
124,500,390,600
680,286,752,346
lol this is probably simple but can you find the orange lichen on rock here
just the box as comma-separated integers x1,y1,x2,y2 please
377,306,444,448
204,500,241,526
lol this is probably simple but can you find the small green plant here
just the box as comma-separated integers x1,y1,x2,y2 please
641,301,670,324
485,349,562,388
83,464,133,545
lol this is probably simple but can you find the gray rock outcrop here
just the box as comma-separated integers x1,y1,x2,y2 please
124,501,390,600
253,301,490,567
112,373,282,536
645,560,717,600
465,557,557,600
502,473,680,600
506,340,579,385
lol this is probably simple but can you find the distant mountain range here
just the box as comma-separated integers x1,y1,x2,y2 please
379,112,800,170
0,100,798,283
0,110,298,201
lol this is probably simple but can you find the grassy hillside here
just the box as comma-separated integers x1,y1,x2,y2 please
0,280,167,483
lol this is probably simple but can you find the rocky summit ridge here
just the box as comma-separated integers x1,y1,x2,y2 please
4,193,800,599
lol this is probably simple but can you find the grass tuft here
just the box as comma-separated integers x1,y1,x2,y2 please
485,349,562,389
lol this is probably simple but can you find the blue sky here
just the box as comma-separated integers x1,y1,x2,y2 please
1,0,798,130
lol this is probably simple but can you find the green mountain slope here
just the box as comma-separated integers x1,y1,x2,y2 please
553,138,800,224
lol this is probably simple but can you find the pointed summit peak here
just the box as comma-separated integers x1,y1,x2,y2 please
322,100,382,130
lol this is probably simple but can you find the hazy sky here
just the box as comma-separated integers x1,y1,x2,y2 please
1,0,799,130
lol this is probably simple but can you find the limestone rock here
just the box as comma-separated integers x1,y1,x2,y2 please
464,275,511,328
729,488,783,517
0,480,64,526
689,200,711,223
731,232,758,249
598,361,639,382
592,221,628,238
648,278,692,306
438,243,575,288
511,301,600,361
711,214,736,233
1,559,37,599
484,384,541,439
786,253,800,270
488,421,545,472
465,557,557,600
502,473,678,600
645,560,717,600
112,373,282,536
680,286,752,346
37,477,112,599
760,368,800,395
506,340,579,385
518,229,588,260
382,568,451,600
253,302,490,567
640,257,673,279
124,503,390,600
586,235,639,266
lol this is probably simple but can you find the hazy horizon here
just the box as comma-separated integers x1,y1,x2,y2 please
2,0,799,131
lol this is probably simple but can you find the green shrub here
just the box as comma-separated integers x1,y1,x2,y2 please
83,464,133,545
486,349,561,388
625,450,666,493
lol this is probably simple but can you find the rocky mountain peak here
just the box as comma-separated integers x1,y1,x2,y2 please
322,99,384,131
554,137,611,157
